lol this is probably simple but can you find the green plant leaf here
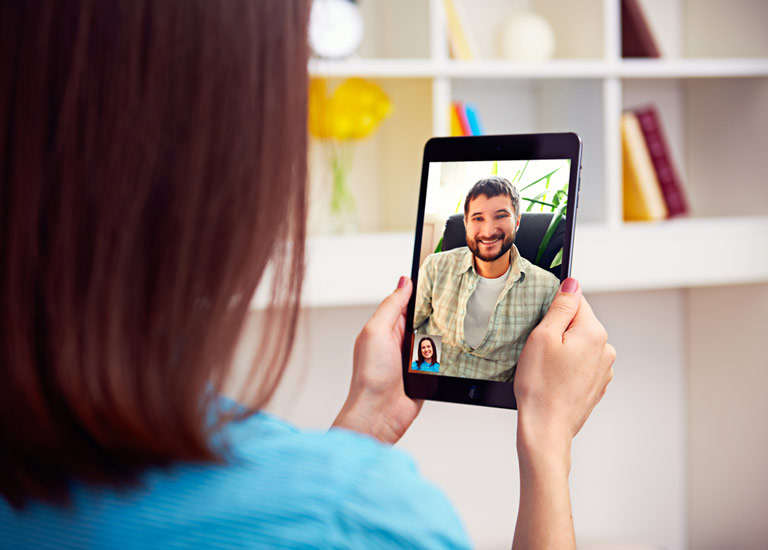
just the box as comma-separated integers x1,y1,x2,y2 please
523,197,557,210
535,202,567,265
517,165,562,192
550,247,563,269
552,189,567,207
524,188,560,211
515,160,529,183
434,235,444,254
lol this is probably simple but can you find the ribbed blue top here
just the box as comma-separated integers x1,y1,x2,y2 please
1,409,471,549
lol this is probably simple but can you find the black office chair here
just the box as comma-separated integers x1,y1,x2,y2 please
440,212,564,278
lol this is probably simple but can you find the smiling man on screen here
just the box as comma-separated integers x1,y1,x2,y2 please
413,176,559,381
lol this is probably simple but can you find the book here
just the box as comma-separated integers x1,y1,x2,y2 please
442,0,478,60
621,112,668,221
452,102,472,135
621,0,661,58
464,103,483,135
633,106,688,217
450,103,464,136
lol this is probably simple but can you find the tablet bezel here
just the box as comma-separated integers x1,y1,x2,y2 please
402,132,582,410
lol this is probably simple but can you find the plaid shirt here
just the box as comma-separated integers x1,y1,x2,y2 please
414,245,559,381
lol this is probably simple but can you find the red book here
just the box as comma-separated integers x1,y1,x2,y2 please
621,0,661,58
452,101,472,136
634,106,688,217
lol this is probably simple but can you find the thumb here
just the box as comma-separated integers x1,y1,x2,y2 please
370,276,413,328
540,277,582,334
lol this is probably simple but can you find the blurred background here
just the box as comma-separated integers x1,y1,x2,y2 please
239,1,768,548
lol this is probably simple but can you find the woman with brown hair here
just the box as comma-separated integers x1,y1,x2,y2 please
0,1,614,548
412,336,440,372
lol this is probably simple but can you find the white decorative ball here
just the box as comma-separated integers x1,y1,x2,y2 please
497,12,556,61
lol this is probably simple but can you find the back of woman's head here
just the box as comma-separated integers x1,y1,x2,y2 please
0,0,309,508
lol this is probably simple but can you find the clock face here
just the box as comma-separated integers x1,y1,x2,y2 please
309,0,364,59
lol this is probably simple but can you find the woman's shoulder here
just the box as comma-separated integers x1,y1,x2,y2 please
170,413,470,548
216,413,470,548
3,409,470,549
224,411,404,477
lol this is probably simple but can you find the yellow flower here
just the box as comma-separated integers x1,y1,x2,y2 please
308,78,333,139
308,78,392,141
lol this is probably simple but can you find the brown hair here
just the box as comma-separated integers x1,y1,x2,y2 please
464,176,521,218
0,0,309,508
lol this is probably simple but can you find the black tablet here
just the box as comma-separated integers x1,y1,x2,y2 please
403,133,582,409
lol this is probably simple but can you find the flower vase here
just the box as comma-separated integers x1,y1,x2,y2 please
327,143,357,234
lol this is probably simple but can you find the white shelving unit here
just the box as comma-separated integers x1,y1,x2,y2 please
253,4,768,548
252,217,768,309
276,0,768,309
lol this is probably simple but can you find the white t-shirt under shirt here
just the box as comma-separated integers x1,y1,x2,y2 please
464,264,512,349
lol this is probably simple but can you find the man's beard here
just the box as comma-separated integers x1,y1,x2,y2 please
467,230,515,262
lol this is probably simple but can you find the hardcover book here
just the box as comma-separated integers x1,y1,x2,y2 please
622,112,668,221
634,106,688,217
621,0,661,58
443,0,478,60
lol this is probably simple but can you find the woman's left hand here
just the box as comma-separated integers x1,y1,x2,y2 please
332,277,423,444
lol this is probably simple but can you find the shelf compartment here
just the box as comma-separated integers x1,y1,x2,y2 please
356,0,431,58
444,0,604,60
684,0,768,58
622,77,768,220
685,78,768,218
307,78,432,236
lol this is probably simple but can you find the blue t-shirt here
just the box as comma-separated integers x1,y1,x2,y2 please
0,411,470,549
412,360,440,372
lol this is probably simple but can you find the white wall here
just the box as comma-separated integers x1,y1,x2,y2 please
687,283,768,550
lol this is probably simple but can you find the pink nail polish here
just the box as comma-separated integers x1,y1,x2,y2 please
397,276,407,289
561,277,578,293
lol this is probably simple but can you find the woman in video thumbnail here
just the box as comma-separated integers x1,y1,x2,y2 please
412,337,440,372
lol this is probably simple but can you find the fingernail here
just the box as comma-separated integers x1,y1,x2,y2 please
397,276,407,289
561,277,579,293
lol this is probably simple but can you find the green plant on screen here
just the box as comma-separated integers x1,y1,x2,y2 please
513,163,568,269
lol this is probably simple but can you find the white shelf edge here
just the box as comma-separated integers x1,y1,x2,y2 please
574,217,768,292
616,58,768,78
250,217,768,309
309,58,437,78
309,58,768,80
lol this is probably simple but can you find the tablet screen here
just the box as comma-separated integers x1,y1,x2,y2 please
410,158,570,383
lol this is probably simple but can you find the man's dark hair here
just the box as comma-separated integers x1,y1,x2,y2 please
463,176,520,218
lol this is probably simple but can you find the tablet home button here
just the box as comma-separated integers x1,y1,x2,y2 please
468,385,480,400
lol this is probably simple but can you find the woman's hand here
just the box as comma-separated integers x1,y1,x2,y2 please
513,277,615,550
515,277,615,455
332,277,423,444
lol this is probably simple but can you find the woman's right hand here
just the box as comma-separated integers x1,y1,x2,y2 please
515,277,615,454
512,277,615,550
